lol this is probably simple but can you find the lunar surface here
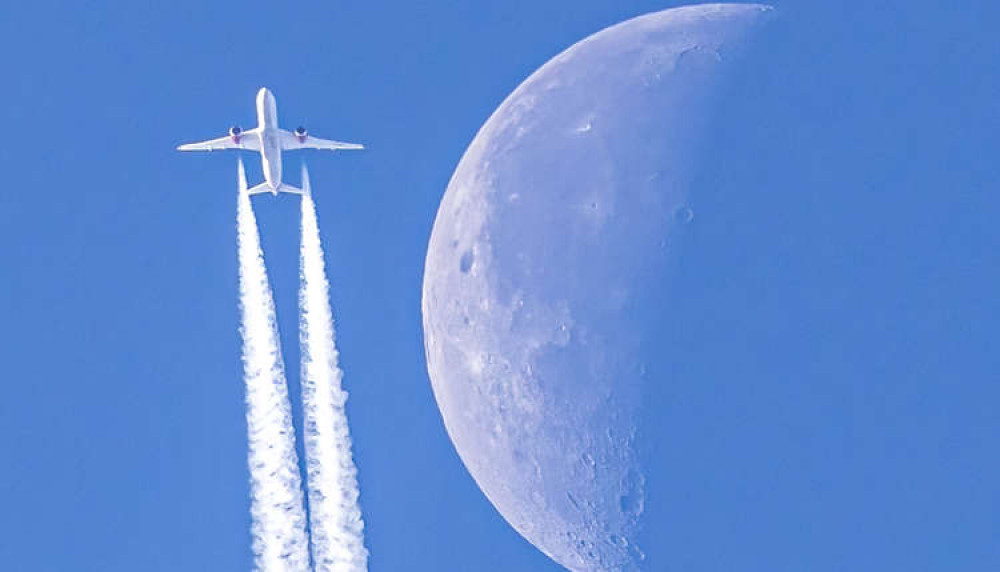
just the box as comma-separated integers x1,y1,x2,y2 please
423,5,772,570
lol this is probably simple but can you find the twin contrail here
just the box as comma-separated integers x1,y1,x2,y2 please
298,166,369,572
236,158,311,571
236,158,367,571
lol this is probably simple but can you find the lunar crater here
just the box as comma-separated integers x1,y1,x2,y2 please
459,249,475,273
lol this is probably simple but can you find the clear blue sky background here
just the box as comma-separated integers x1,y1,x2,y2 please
1,1,997,571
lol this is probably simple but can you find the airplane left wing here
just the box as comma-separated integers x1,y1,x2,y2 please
178,133,259,152
279,129,364,151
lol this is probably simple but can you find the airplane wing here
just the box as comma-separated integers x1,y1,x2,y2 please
279,129,364,151
177,133,259,152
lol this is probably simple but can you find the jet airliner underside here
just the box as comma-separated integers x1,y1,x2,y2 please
178,87,363,195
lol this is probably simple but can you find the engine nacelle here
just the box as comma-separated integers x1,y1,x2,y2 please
229,126,243,143
294,126,308,142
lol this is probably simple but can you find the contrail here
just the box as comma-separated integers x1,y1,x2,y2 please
298,164,369,571
236,158,311,572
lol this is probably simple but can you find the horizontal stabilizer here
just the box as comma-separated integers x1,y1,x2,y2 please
247,182,271,196
245,182,303,196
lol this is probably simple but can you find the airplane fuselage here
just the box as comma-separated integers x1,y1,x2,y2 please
254,89,283,194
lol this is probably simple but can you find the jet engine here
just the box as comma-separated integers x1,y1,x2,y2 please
229,126,243,143
295,126,308,142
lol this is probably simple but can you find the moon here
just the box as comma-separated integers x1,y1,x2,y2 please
423,5,772,570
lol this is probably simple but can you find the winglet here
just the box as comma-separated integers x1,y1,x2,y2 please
301,162,311,197
237,157,247,194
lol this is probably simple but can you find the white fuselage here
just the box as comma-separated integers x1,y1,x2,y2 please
253,88,283,191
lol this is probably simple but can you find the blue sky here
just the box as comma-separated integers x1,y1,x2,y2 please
1,1,997,571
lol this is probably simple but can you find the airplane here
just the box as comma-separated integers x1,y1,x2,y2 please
179,87,362,195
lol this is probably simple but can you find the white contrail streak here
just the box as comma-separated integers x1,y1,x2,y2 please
298,164,369,571
236,158,311,572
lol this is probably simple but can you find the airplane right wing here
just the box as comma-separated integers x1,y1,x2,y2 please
279,129,364,151
178,132,259,152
